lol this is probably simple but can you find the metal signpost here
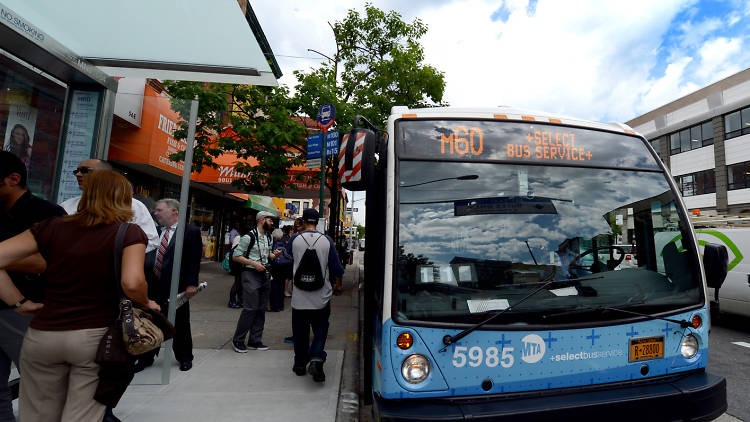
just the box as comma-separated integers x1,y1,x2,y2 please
316,103,335,216
161,97,198,385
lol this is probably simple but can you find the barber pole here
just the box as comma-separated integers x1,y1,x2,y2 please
338,132,366,184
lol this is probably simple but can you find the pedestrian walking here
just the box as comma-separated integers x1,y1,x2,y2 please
269,228,290,312
136,199,202,373
289,209,344,382
0,170,159,422
285,218,304,297
0,151,66,421
231,211,281,352
227,222,250,308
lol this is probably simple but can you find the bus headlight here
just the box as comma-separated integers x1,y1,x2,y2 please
401,354,430,384
680,334,699,359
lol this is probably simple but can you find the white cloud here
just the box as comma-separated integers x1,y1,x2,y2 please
638,56,699,111
417,0,691,121
678,17,723,49
695,36,744,81
253,0,749,123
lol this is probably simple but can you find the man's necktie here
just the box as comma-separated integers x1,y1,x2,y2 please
154,226,171,280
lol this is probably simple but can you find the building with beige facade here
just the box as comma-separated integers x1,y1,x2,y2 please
627,67,750,215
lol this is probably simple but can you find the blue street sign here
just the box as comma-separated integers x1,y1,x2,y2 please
316,103,335,127
306,130,339,159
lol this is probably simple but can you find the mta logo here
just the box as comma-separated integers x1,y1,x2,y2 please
521,334,546,363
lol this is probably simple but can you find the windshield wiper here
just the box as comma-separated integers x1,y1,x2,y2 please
438,276,603,352
543,304,692,328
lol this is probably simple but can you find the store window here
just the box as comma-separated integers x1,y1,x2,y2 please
292,200,301,215
728,161,750,190
669,120,713,155
725,107,750,140
676,170,715,197
303,201,310,209
0,52,66,200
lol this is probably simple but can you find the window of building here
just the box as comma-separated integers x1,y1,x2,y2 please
725,106,750,140
303,202,310,209
669,120,714,155
728,161,750,190
676,170,715,197
292,200,301,215
649,138,661,154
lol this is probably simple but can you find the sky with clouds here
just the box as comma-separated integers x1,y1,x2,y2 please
252,0,750,226
253,0,750,123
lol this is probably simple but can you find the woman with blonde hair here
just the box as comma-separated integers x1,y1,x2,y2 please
0,170,159,421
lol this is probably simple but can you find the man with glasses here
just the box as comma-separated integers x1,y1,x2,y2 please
60,159,159,252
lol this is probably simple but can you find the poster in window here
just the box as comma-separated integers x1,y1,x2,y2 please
3,105,38,166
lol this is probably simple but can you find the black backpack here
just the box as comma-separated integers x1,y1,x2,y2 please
230,229,271,275
293,234,328,291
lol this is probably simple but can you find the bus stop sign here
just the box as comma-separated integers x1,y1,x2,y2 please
317,103,335,130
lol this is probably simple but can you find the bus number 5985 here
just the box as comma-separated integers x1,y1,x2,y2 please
453,346,514,368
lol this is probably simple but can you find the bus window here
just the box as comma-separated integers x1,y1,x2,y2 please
395,160,701,325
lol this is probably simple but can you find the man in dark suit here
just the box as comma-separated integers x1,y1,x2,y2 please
139,198,202,372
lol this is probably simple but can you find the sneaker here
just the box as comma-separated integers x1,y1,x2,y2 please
229,301,242,309
308,361,325,382
292,364,306,376
232,341,248,353
248,342,269,351
283,336,294,344
227,300,236,308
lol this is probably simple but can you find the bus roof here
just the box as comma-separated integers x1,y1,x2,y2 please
390,106,640,137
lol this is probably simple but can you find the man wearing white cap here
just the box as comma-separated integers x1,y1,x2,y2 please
231,211,281,352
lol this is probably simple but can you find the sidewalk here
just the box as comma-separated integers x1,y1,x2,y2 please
114,252,362,421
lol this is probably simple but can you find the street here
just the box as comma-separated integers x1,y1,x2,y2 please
709,313,750,422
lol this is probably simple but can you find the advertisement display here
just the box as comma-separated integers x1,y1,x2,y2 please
3,104,37,165
56,90,100,203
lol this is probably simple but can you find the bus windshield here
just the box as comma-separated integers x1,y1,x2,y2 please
395,122,702,326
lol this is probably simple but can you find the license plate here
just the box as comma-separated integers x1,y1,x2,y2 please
629,335,664,362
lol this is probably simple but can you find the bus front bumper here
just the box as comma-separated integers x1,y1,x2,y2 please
373,371,726,422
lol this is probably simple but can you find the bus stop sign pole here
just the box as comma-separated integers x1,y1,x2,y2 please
316,104,335,218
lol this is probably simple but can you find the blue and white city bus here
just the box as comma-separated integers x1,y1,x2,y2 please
339,107,730,422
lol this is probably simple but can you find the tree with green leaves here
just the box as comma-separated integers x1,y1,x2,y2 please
164,3,446,196
163,82,307,195
294,3,447,132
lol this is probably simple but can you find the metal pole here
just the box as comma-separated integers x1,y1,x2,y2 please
348,191,354,249
161,97,199,385
318,128,327,218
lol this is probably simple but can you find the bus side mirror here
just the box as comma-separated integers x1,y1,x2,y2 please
339,128,378,191
703,243,728,289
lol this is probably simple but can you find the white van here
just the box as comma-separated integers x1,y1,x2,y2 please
695,228,750,317
655,227,750,317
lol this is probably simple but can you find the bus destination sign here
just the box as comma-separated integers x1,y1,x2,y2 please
397,120,658,169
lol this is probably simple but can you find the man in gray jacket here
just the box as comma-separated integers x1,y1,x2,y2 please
289,209,344,382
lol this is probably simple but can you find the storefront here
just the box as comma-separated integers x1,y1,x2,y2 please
108,80,285,260
0,2,116,202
